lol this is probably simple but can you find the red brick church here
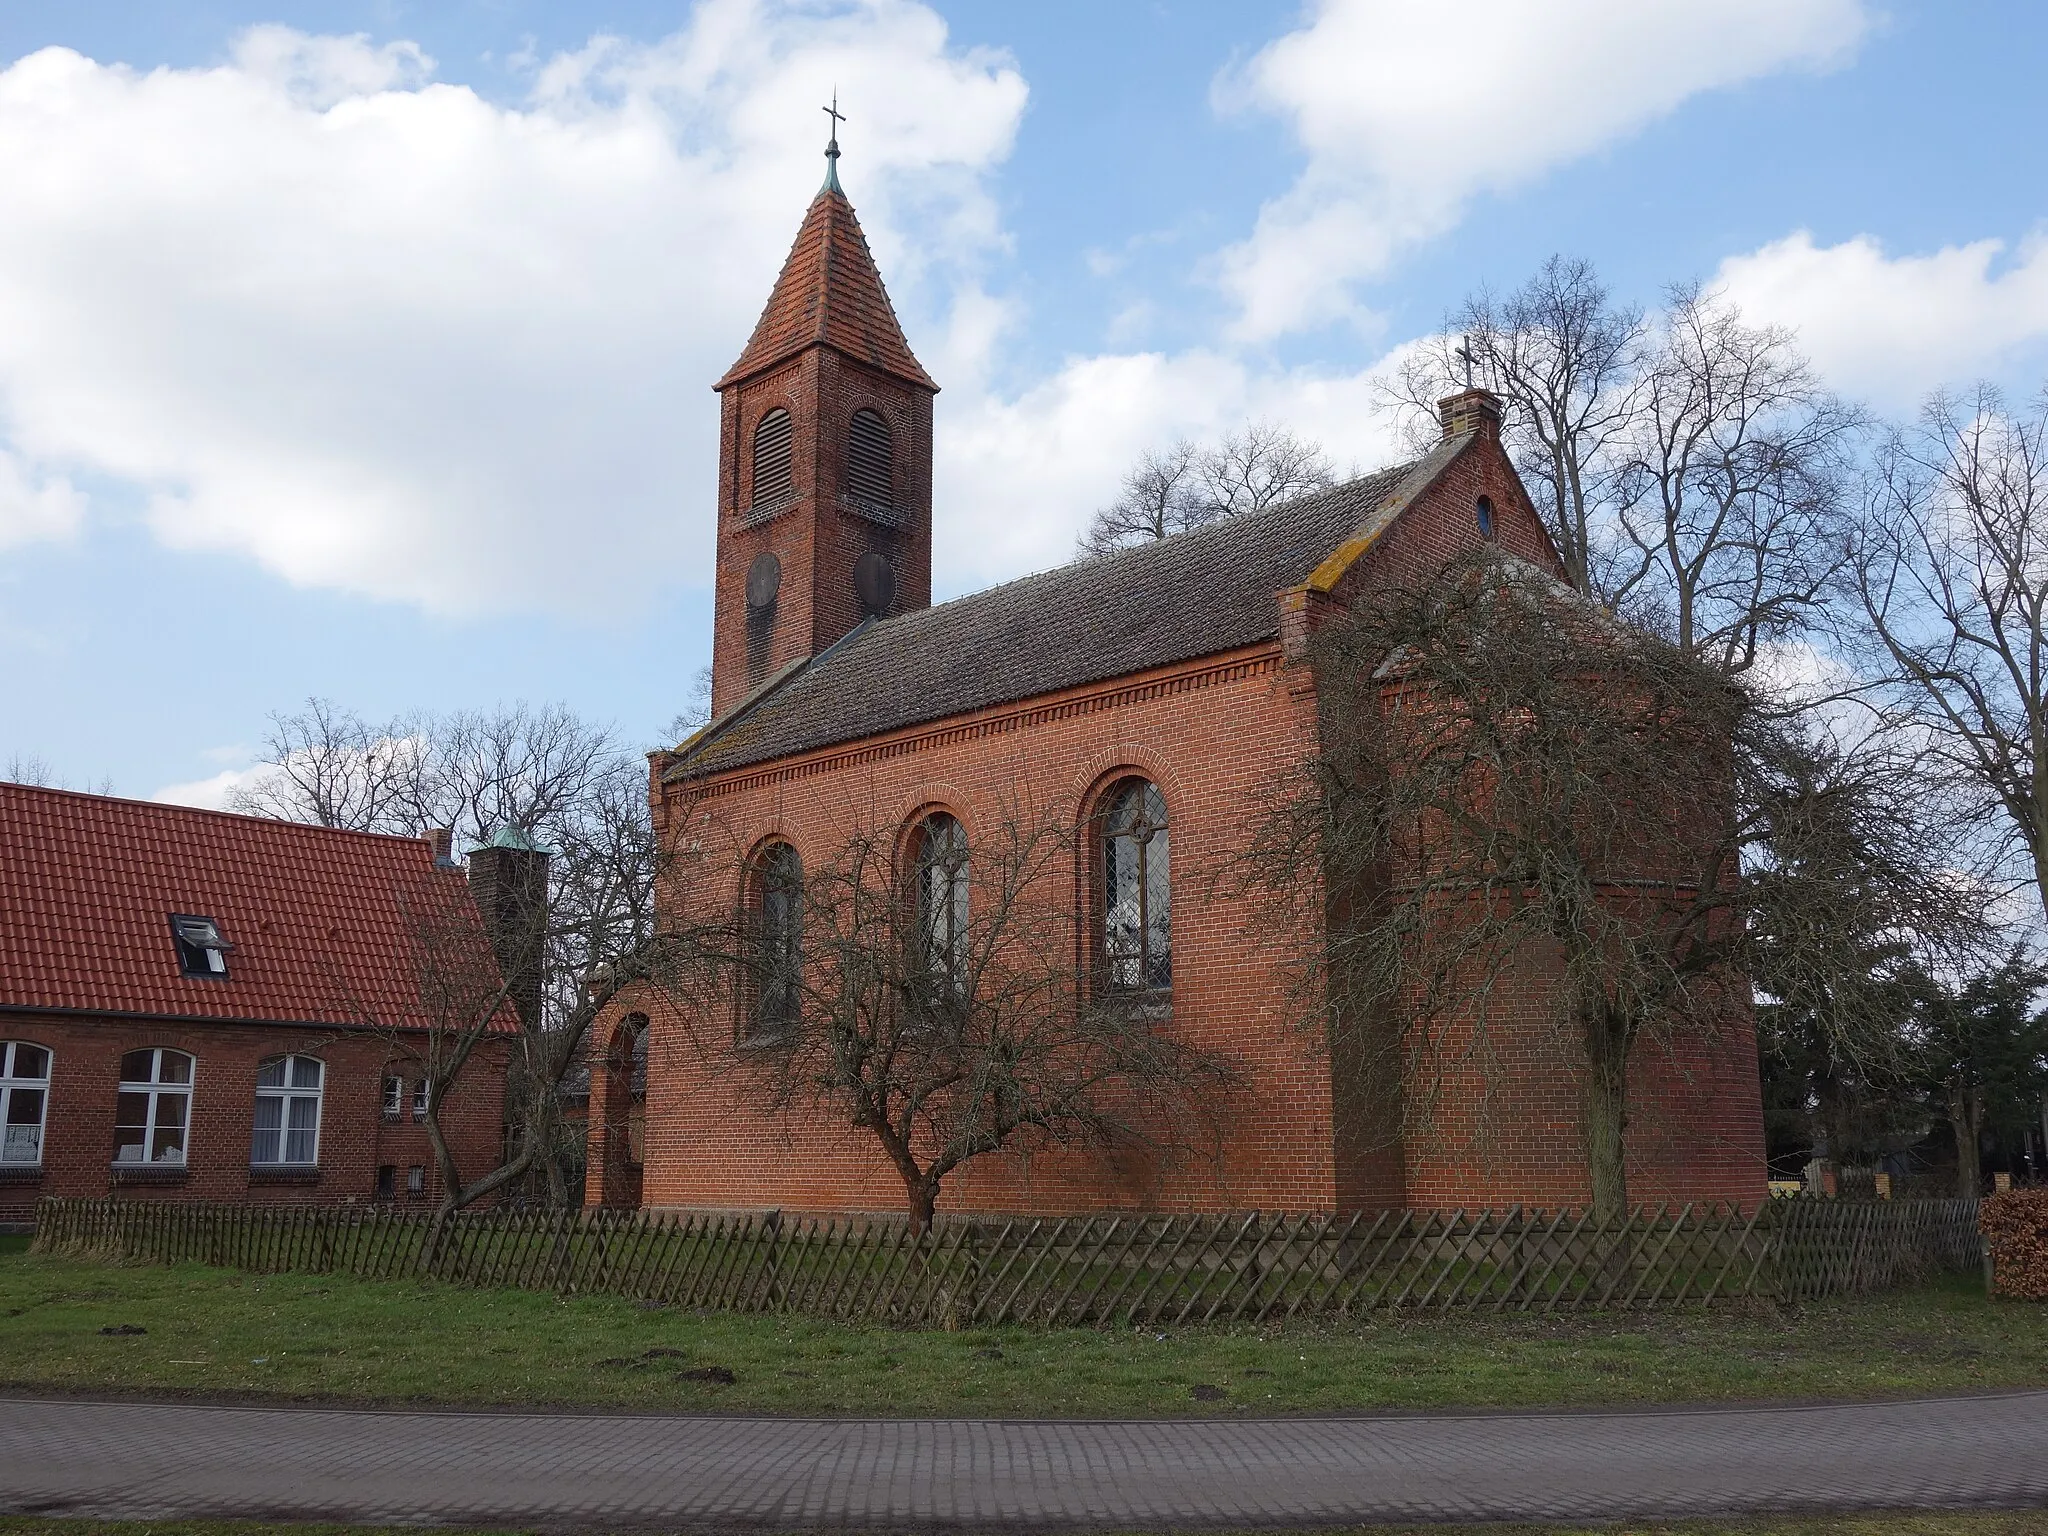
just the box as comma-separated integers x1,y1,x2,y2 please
588,144,1767,1217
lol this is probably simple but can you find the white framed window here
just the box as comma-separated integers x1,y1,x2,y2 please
382,1075,403,1122
412,1079,428,1123
115,1048,193,1165
0,1042,50,1166
252,1055,323,1166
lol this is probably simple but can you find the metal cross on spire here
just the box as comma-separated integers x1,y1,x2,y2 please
1454,336,1477,389
821,90,846,193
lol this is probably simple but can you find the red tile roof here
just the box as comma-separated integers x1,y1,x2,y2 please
0,782,511,1032
716,187,937,393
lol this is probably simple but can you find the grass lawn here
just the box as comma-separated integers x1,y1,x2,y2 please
2,1518,2046,1536
1,1244,2043,1418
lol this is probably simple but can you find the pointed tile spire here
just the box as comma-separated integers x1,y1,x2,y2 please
715,119,937,395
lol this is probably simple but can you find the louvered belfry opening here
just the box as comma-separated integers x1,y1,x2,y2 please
751,408,794,507
846,408,893,506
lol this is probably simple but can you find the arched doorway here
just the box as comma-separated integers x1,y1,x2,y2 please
589,1012,647,1209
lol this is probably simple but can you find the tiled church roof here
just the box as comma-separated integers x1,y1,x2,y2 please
0,784,505,1030
716,187,937,393
673,442,1460,778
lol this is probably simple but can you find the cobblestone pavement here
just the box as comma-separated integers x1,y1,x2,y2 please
2,1392,2045,1529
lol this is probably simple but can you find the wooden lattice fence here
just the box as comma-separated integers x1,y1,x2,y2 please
32,1196,1980,1328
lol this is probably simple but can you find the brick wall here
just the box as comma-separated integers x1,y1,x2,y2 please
639,645,1341,1218
0,1014,508,1223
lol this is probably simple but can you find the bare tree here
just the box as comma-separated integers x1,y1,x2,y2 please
5,753,114,794
364,771,667,1216
1249,546,1982,1219
1197,422,1339,517
1079,424,1335,557
1387,256,1647,595
665,665,715,742
1849,384,2048,922
670,795,1235,1231
1078,439,1206,555
1613,285,1866,673
236,698,662,1206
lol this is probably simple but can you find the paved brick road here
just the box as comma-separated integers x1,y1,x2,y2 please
1,1392,2044,1529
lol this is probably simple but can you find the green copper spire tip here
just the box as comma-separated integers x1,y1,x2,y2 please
821,91,845,194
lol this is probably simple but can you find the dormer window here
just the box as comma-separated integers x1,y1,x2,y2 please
170,914,233,979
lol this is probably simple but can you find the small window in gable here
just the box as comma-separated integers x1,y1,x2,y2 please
752,407,794,507
1476,495,1496,539
170,914,233,979
847,408,893,506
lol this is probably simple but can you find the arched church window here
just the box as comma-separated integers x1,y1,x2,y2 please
910,812,969,998
746,842,803,1038
847,408,893,506
752,408,793,506
1100,780,1170,997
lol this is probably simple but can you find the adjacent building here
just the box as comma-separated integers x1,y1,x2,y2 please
0,783,514,1224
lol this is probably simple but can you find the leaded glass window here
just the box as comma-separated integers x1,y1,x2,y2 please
750,842,803,1038
913,812,969,996
1102,780,1170,995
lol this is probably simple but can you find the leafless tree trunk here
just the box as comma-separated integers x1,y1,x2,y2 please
1848,384,2048,922
1949,1078,1985,1198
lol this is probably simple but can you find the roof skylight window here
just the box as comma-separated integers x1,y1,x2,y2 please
170,914,234,979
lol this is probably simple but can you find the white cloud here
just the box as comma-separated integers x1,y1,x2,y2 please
152,764,272,810
0,2,1025,617
1214,0,1870,340
0,447,84,549
934,346,1413,587
1715,230,2048,410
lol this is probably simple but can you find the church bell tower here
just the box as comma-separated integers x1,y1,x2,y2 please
708,119,939,719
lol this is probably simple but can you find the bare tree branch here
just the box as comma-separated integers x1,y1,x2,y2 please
1079,424,1336,557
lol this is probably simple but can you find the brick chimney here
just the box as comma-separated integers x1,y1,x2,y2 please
422,827,456,869
465,826,551,1033
1437,388,1503,443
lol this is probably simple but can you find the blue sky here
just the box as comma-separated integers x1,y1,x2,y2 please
2,0,2046,803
